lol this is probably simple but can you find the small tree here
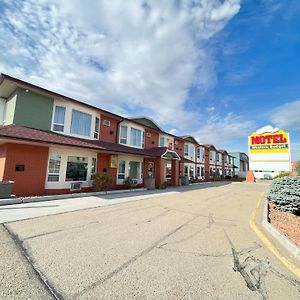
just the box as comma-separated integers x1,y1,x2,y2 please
92,173,113,191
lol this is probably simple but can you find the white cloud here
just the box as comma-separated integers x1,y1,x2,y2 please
191,112,255,147
0,0,240,128
270,100,300,131
256,125,279,134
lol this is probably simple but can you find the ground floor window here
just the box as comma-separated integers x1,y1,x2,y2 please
45,149,97,190
117,157,143,184
66,156,88,181
47,154,61,182
184,166,188,176
197,166,200,177
118,160,126,180
201,166,204,177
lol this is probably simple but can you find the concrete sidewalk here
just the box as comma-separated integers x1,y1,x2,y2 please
0,182,230,223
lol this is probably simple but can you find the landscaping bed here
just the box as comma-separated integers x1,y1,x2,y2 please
267,176,300,248
268,202,300,247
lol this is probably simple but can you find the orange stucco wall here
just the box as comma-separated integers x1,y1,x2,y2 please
2,143,49,196
145,129,159,148
100,114,120,143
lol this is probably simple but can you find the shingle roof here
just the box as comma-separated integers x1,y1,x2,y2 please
0,125,175,158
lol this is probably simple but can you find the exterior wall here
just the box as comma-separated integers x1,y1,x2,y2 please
100,114,120,143
3,92,17,125
2,143,49,196
52,98,100,140
13,88,54,130
97,153,118,181
155,158,165,187
145,129,159,148
204,147,210,179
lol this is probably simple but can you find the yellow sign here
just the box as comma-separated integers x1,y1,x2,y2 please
249,129,289,154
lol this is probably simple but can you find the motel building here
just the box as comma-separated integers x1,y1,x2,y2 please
0,74,234,197
248,126,291,179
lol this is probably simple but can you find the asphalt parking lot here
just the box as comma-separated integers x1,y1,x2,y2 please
1,182,299,299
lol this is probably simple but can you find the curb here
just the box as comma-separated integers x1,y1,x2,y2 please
0,188,147,206
262,197,300,262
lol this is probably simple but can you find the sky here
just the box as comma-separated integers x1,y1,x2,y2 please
0,0,300,159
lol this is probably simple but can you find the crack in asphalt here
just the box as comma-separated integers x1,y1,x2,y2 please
2,224,65,300
71,214,200,299
158,213,237,248
225,232,300,300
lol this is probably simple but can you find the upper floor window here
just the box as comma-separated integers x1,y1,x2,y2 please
70,109,92,137
120,125,128,144
130,128,142,147
184,144,189,156
94,117,100,139
159,136,173,148
159,137,165,147
53,106,65,132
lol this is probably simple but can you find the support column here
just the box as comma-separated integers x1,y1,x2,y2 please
171,160,179,186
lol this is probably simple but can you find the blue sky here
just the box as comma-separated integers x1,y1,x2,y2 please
0,0,299,159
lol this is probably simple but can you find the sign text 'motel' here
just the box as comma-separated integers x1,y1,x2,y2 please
251,134,287,145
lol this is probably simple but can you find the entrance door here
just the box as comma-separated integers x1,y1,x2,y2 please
129,161,140,181
165,160,172,184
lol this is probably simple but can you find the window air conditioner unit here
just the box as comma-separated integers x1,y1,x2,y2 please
103,120,111,127
70,182,82,191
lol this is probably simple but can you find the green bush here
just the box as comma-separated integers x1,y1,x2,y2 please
267,177,300,214
272,172,291,179
92,173,113,191
123,177,135,189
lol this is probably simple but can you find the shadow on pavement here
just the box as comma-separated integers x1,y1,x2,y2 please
99,181,232,200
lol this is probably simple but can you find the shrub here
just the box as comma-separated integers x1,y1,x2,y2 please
92,173,113,191
273,172,291,179
267,176,300,215
123,177,134,189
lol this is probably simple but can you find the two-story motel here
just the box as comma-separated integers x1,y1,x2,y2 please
0,74,235,196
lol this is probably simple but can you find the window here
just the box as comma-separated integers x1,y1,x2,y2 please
129,161,140,180
47,154,61,182
103,119,110,127
65,156,88,181
201,167,204,177
142,131,145,148
91,157,97,180
159,137,165,147
70,109,92,137
184,144,189,156
197,148,201,159
120,125,128,144
53,106,65,132
118,160,126,180
197,166,200,177
94,117,100,139
130,128,142,147
184,166,188,176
